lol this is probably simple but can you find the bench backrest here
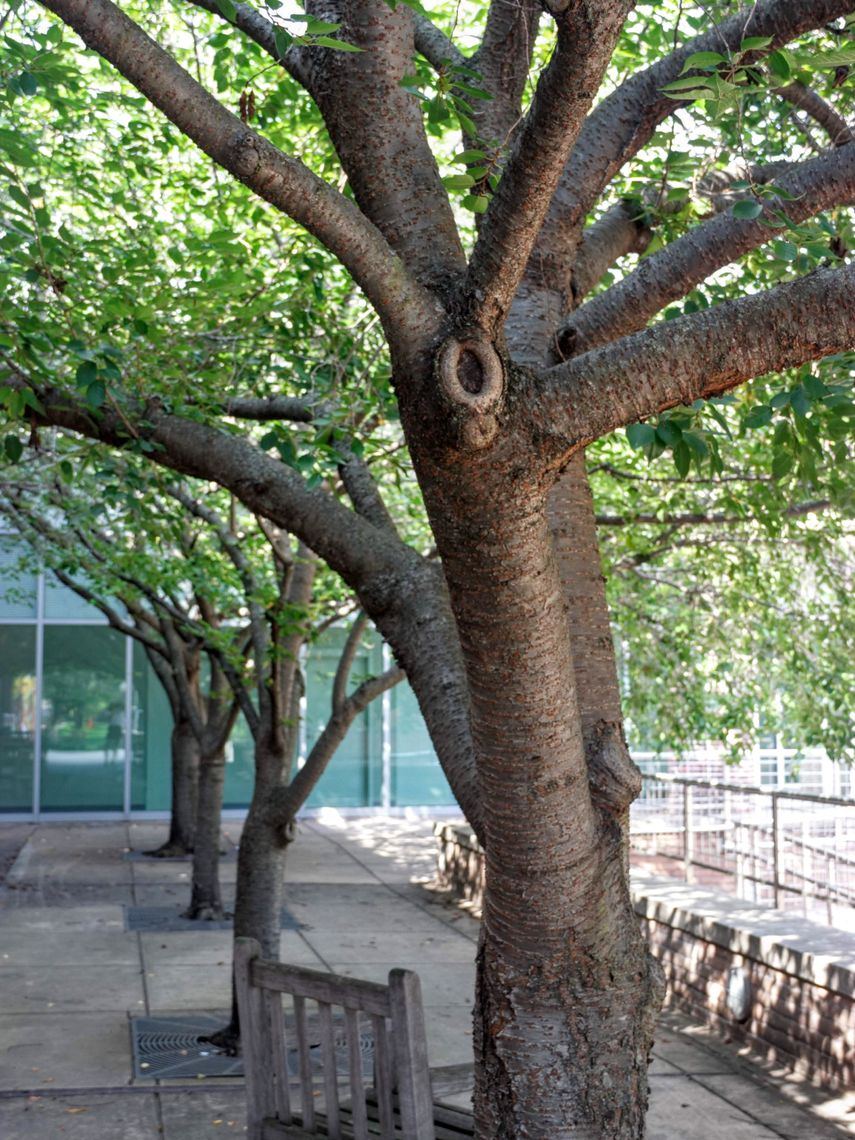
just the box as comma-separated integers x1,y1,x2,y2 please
234,938,436,1140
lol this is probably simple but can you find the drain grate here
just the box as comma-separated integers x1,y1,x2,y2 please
130,1012,375,1081
131,1013,244,1079
124,904,303,932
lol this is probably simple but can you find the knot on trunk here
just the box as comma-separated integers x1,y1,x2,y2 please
586,721,642,814
437,332,503,450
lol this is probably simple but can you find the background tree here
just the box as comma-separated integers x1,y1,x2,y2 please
0,2,853,1136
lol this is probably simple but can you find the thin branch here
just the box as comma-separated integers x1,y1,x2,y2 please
538,260,855,454
471,0,541,143
776,81,854,146
223,395,317,422
40,0,441,346
414,11,464,71
596,500,832,528
183,0,312,89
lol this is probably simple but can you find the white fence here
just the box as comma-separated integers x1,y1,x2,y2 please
631,772,855,929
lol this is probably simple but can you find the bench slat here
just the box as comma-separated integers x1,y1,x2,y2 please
252,960,391,1018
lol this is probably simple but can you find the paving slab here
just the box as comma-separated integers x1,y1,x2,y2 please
0,963,146,1015
0,817,852,1140
0,1012,134,1089
158,1087,249,1139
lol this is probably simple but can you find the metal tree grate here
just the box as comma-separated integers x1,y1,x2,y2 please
130,1012,375,1081
124,904,303,932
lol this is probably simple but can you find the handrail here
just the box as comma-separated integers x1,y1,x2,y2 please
641,772,855,809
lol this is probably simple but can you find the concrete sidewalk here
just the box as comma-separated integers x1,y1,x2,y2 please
0,816,852,1138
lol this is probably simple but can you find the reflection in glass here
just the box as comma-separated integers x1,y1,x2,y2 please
0,626,36,811
0,537,37,619
40,627,126,812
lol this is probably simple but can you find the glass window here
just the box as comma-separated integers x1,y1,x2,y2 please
0,537,37,619
130,641,174,811
44,571,108,621
40,626,126,812
0,626,36,812
303,629,383,808
389,683,455,807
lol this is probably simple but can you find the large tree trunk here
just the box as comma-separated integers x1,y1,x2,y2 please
419,445,660,1139
185,744,226,920
147,716,199,858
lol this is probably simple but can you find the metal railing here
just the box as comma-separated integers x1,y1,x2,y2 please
632,774,855,927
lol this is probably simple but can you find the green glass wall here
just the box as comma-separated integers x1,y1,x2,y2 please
40,626,126,812
130,641,172,811
0,626,36,811
389,682,453,806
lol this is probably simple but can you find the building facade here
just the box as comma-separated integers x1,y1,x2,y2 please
0,538,456,820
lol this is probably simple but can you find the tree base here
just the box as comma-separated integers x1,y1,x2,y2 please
198,1022,240,1057
143,841,194,859
181,902,229,921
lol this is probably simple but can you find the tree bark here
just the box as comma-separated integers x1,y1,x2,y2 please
412,435,659,1139
147,716,199,858
185,743,227,920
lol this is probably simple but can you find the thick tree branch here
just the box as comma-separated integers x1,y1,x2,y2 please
40,0,442,348
777,81,854,146
464,1,633,332
224,395,317,422
471,0,541,143
536,0,855,298
306,0,465,295
413,12,463,71
560,141,855,356
538,261,855,453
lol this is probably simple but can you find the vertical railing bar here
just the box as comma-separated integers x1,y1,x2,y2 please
345,1005,369,1139
264,988,292,1125
772,792,781,909
318,1001,341,1139
293,994,316,1131
371,1013,395,1139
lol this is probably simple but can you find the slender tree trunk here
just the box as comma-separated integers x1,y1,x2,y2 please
146,717,199,857
185,744,226,920
420,449,659,1139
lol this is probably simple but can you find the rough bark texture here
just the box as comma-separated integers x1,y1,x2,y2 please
151,718,199,858
186,743,227,921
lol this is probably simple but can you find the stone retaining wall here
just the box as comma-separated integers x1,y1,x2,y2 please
433,822,855,1090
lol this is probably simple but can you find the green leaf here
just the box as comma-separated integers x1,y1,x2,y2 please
214,0,237,20
655,420,682,446
792,44,855,69
442,173,475,189
661,76,717,94
4,435,23,463
311,36,364,52
673,439,691,478
744,405,772,429
767,49,793,84
771,450,793,479
626,422,656,449
731,199,763,220
679,51,726,75
75,360,97,388
682,431,709,458
790,386,810,418
273,28,293,56
772,239,797,261
461,194,489,213
85,379,106,409
19,71,38,96
740,36,774,51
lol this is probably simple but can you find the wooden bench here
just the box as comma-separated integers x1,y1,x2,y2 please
234,938,474,1140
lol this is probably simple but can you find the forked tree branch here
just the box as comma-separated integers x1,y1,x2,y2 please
560,141,855,355
464,1,634,332
40,0,442,348
183,0,312,89
538,261,855,452
536,0,855,296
